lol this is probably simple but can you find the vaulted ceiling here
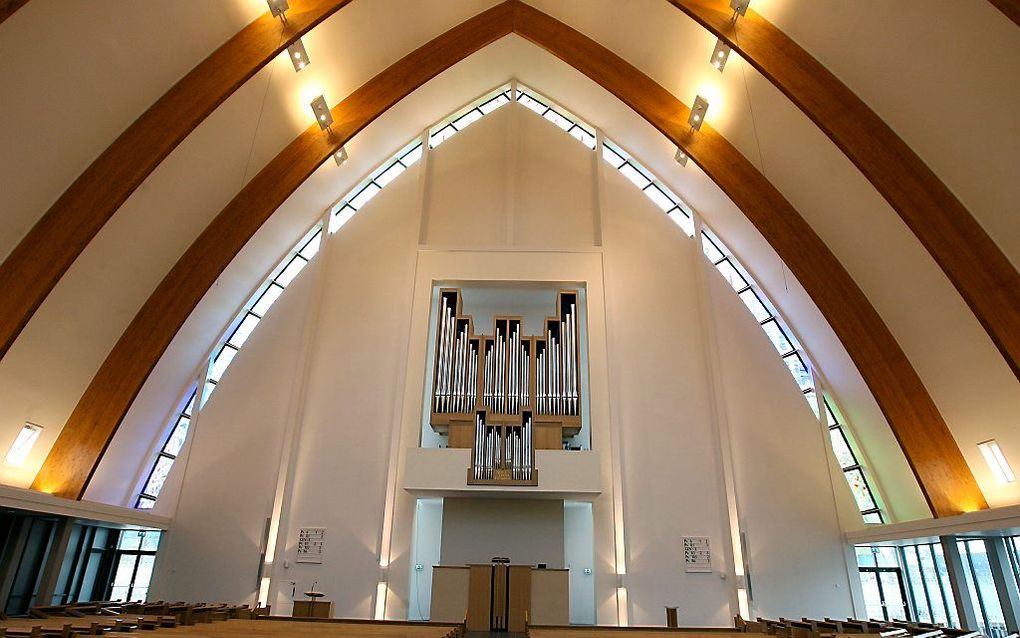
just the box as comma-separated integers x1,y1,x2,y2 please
0,0,1017,518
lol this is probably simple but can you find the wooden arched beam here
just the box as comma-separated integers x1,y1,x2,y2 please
32,1,985,517
988,0,1020,27
668,0,1020,380
0,0,352,361
0,0,31,25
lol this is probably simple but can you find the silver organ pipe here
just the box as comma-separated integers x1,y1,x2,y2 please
432,290,579,484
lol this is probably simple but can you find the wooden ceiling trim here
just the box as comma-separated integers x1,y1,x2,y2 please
668,0,1020,380
33,1,984,517
30,1,518,503
0,0,353,362
0,0,30,25
511,2,984,518
987,0,1020,28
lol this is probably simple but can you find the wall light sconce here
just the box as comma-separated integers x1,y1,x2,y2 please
267,0,289,22
333,146,349,167
689,95,709,130
310,95,333,131
978,439,1016,484
730,0,750,17
674,147,689,167
6,422,42,466
712,40,732,72
287,39,309,72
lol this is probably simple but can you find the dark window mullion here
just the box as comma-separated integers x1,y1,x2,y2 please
963,541,990,631
913,545,937,624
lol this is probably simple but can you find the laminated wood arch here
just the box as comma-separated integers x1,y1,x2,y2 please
0,0,352,360
32,1,985,517
0,0,31,25
668,0,1020,380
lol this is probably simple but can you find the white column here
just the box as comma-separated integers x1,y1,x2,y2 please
375,129,433,619
692,211,749,619
504,78,520,246
594,127,630,625
260,210,334,610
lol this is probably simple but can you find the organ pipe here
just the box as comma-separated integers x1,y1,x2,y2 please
431,289,580,484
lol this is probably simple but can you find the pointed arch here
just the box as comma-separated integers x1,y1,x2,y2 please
666,0,1020,380
0,0,352,359
32,1,984,517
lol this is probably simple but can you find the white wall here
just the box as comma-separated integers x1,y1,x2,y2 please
407,498,443,621
440,498,565,567
141,100,859,624
565,500,596,625
2,1,1015,515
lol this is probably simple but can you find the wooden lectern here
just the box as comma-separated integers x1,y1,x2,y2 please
466,564,531,633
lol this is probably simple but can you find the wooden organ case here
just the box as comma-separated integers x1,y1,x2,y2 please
430,288,582,486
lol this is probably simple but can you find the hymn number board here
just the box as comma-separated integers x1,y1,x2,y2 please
682,536,711,573
296,527,326,564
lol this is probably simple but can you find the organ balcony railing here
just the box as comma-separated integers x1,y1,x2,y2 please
429,289,583,486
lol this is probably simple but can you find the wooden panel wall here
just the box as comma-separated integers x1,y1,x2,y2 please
669,0,1020,380
33,1,985,516
0,0,353,360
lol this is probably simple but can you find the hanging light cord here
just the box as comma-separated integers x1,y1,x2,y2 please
239,32,285,188
734,26,788,292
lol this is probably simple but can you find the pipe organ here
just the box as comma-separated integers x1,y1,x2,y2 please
430,289,583,485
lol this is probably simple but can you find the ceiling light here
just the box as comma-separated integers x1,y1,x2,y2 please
267,0,289,21
333,147,348,167
310,95,333,131
711,40,731,72
689,95,709,131
6,423,42,466
978,439,1016,484
674,148,689,167
730,0,750,17
287,39,309,72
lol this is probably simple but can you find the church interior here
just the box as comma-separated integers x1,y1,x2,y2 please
0,0,1018,636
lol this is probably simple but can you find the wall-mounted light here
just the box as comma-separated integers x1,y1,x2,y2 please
730,0,750,17
6,423,42,466
266,0,289,22
310,95,333,131
287,39,309,72
711,40,732,72
674,147,689,167
333,146,348,167
689,95,709,130
978,439,1016,484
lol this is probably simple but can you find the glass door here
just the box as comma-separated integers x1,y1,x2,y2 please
860,566,911,621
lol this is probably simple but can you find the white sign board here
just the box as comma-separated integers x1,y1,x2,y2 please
682,536,711,573
296,527,326,564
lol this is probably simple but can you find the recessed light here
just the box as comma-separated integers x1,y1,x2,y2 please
6,423,42,466
711,40,731,72
310,95,333,131
689,95,709,131
287,39,309,73
978,439,1016,484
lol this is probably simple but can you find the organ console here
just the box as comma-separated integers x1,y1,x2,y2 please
430,289,583,486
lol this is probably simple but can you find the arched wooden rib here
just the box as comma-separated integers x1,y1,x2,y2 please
0,0,31,25
34,1,985,517
511,2,984,518
0,0,353,361
987,0,1020,28
668,0,1020,380
30,1,517,503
